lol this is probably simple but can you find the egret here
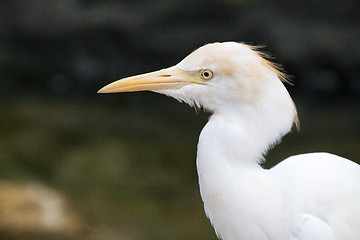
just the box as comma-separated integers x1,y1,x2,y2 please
98,42,360,240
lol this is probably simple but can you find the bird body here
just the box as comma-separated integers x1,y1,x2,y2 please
99,42,360,240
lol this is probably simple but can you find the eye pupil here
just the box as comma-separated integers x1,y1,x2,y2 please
201,69,214,80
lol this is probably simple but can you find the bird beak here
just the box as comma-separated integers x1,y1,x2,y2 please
98,66,204,93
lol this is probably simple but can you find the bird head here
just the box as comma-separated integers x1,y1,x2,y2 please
99,42,298,128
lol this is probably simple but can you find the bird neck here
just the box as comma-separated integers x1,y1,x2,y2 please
197,93,296,169
195,87,297,240
196,104,295,240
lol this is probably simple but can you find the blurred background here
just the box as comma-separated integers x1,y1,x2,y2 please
0,0,359,239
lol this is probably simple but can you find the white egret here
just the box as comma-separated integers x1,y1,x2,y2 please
98,42,360,240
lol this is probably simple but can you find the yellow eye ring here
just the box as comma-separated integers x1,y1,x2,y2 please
200,69,214,80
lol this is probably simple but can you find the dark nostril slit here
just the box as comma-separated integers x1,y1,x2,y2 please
158,74,171,77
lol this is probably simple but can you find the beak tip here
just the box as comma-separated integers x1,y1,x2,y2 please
97,86,110,93
98,81,121,93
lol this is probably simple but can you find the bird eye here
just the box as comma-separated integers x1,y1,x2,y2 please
200,69,214,80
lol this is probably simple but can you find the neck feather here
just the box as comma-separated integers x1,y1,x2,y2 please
197,85,296,166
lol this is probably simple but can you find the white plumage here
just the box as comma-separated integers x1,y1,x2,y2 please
99,42,360,240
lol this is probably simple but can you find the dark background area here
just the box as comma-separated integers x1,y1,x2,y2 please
0,1,359,239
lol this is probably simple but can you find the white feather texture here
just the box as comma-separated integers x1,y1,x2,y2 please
100,41,360,240
157,42,360,240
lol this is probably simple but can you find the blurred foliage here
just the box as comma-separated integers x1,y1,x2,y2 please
0,0,359,95
0,95,215,239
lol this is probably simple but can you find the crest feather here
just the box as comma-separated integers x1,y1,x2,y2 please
248,44,293,85
247,44,299,130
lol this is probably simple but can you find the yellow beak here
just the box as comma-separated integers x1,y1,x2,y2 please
98,66,204,93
